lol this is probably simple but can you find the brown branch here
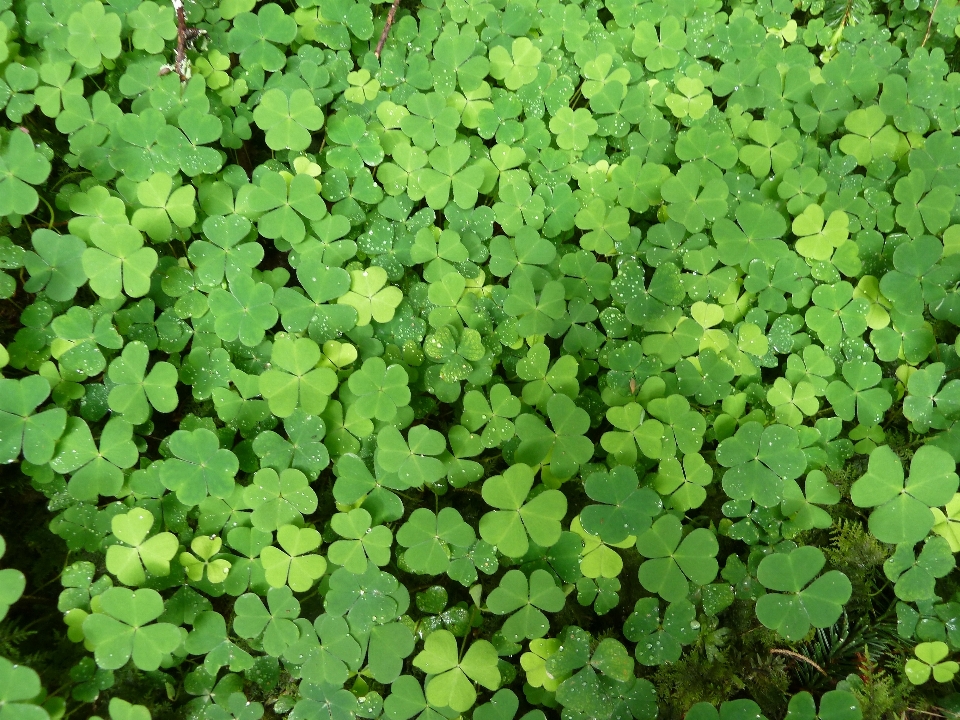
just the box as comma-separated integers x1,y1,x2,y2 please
159,0,205,82
769,648,829,677
921,0,941,47
374,0,401,59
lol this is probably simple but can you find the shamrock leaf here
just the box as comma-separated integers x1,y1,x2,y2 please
906,642,959,684
208,275,278,347
653,453,714,512
489,37,541,90
329,508,393,573
412,630,500,712
486,569,565,641
0,375,67,465
160,428,239,507
0,657,45,718
245,468,318,532
337,266,403,326
396,507,475,575
515,393,594,481
838,106,901,166
581,466,662,544
600,402,665,464
189,215,262,286
624,598,698,666
127,1,176,54
792,205,849,262
22,229,88,301
347,357,410,422
632,17,686,72
825,361,892,427
82,223,158,300
549,107,598,152
131,172,196,242
285,613,362,686
661,164,728,233
50,420,138,503
376,425,446,489
67,1,122,69
180,535,232,584
883,536,954,602
51,306,123,379
636,515,719,602
253,89,324,152
259,336,338,418
81,587,181,670
415,142,484,210
0,537,25,623
260,524,327,592
228,4,297,72
234,586,301,657
105,508,178,586
850,445,959,544
716,422,807,508
479,463,567,558
755,547,851,642
0,130,51,217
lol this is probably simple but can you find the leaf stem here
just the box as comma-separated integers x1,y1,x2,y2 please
458,605,478,662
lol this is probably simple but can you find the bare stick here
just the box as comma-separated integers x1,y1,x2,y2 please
159,0,205,82
922,0,941,47
375,0,401,59
769,648,828,677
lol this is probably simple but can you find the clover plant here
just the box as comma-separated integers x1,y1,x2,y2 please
3,0,960,716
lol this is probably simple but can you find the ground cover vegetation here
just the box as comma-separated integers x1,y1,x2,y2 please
4,0,960,716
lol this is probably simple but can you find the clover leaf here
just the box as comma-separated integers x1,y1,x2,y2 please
581,466,662,544
0,130,51,217
66,1,121,69
23,229,88,301
376,425,446,489
329,508,393,574
479,464,567,558
81,587,181,671
906,641,959,684
82,223,158,300
0,374,67,465
337,266,403,326
160,428,239,507
208,276,277,346
851,445,959,544
487,569,565,641
105,508,178,586
716,422,807,508
396,507,475,575
345,356,409,422
180,535,232,584
412,629,500,712
259,336,338,418
253,89,324,152
245,468,318,532
755,546,852,642
636,515,718,602
228,4,297,72
624,598,698,666
260,524,327,592
515,394,594,481
0,656,46,719
234,586,301,658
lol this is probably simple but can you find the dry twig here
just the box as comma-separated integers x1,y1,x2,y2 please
375,0,402,59
769,648,829,677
